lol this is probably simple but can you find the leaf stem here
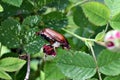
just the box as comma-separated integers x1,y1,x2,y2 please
0,43,2,58
62,28,106,47
24,54,30,80
88,43,102,80
71,0,88,8
105,23,109,32
62,28,96,42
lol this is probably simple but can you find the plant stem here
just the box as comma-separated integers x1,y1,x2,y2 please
0,43,2,58
24,54,30,80
71,0,88,8
89,43,102,80
62,28,106,46
62,28,96,42
105,23,109,32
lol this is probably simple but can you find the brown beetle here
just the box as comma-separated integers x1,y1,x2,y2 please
36,28,70,50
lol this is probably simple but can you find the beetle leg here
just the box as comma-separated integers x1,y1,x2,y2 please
52,41,61,48
43,44,56,56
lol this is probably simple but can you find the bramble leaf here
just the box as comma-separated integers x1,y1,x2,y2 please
0,18,21,48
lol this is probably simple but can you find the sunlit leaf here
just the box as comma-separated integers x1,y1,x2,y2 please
82,2,110,26
98,50,120,75
0,57,26,72
15,63,27,80
0,71,12,80
0,4,3,12
30,60,39,71
110,13,120,30
104,0,120,16
2,0,23,7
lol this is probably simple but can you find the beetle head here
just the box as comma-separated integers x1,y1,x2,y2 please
61,41,70,50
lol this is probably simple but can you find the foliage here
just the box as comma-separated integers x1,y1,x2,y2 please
0,0,120,80
0,57,26,79
0,4,3,12
57,50,96,80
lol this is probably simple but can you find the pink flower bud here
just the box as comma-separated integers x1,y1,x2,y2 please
104,30,120,52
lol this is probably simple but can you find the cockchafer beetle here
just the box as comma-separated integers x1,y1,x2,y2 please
36,28,70,50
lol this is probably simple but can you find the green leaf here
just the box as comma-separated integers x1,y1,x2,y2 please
40,70,45,80
0,18,21,48
23,15,41,27
98,50,120,76
104,75,120,80
0,71,12,80
0,57,26,72
82,2,110,26
0,4,3,12
104,0,120,16
44,62,65,80
30,60,39,71
2,0,23,7
15,63,27,80
73,6,90,27
24,28,46,54
35,70,45,80
43,11,68,28
1,45,10,57
110,13,120,30
57,50,96,80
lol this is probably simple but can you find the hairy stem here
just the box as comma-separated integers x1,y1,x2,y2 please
89,44,102,80
0,43,2,58
62,28,96,42
24,54,30,80
71,0,88,8
105,23,109,32
62,28,106,46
